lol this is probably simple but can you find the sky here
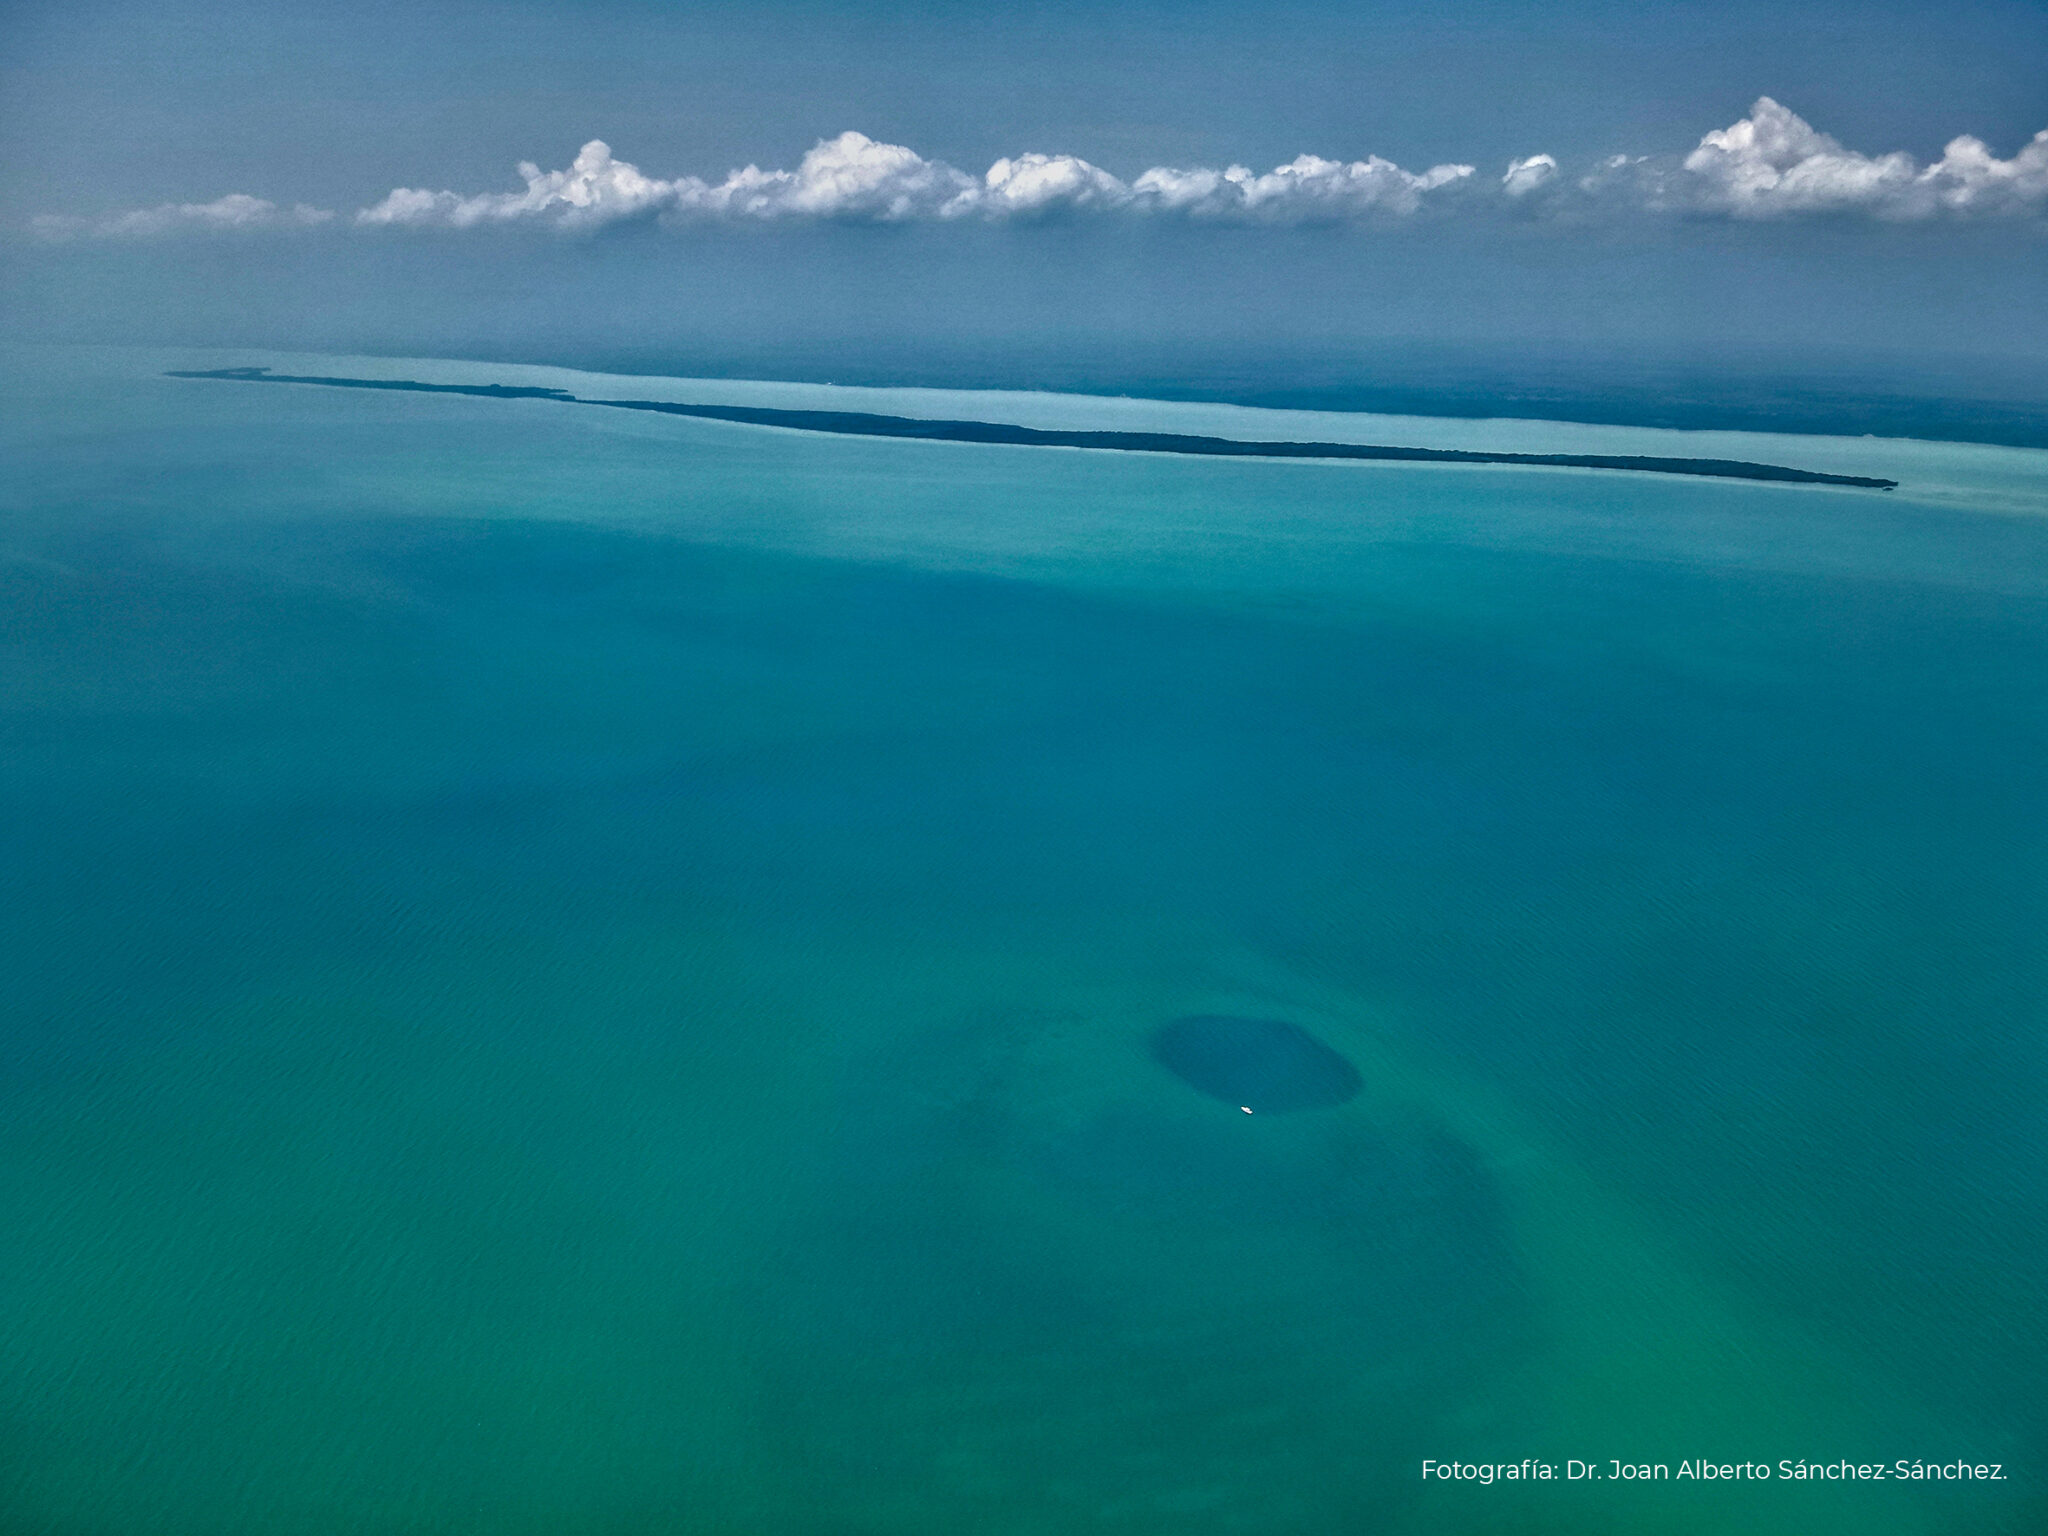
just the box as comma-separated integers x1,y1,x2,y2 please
3,0,2045,412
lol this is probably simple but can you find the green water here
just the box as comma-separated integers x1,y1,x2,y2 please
3,347,2046,1534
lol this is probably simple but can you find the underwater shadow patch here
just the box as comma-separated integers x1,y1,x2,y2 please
1152,1014,1364,1113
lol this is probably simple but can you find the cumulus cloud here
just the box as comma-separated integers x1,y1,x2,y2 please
32,194,332,240
1501,154,1558,198
1677,97,2048,219
750,130,978,219
671,132,979,221
1132,154,1474,221
357,139,679,228
35,104,2048,238
979,153,1131,216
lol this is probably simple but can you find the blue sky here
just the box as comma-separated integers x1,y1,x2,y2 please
4,0,2045,399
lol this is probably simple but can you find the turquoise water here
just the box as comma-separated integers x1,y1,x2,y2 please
4,345,2046,1535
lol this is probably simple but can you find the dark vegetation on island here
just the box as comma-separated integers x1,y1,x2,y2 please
166,368,1901,490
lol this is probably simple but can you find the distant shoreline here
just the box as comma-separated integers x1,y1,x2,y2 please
165,368,1901,491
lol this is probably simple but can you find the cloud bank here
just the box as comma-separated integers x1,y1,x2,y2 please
356,133,985,228
1682,98,2048,218
36,100,2048,239
1582,98,2048,219
354,131,1479,228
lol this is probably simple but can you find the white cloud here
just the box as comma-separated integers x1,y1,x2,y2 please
357,139,680,228
979,153,1131,216
1132,154,1474,221
1922,128,2048,215
768,131,978,219
1679,98,2048,219
685,131,980,221
1501,154,1558,197
1682,98,1918,216
32,194,332,240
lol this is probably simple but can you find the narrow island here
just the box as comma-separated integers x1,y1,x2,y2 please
166,367,1901,490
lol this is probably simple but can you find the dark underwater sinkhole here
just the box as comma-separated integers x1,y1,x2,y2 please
1151,1015,1364,1113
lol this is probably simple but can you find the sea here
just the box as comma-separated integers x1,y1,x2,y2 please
4,344,2046,1535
